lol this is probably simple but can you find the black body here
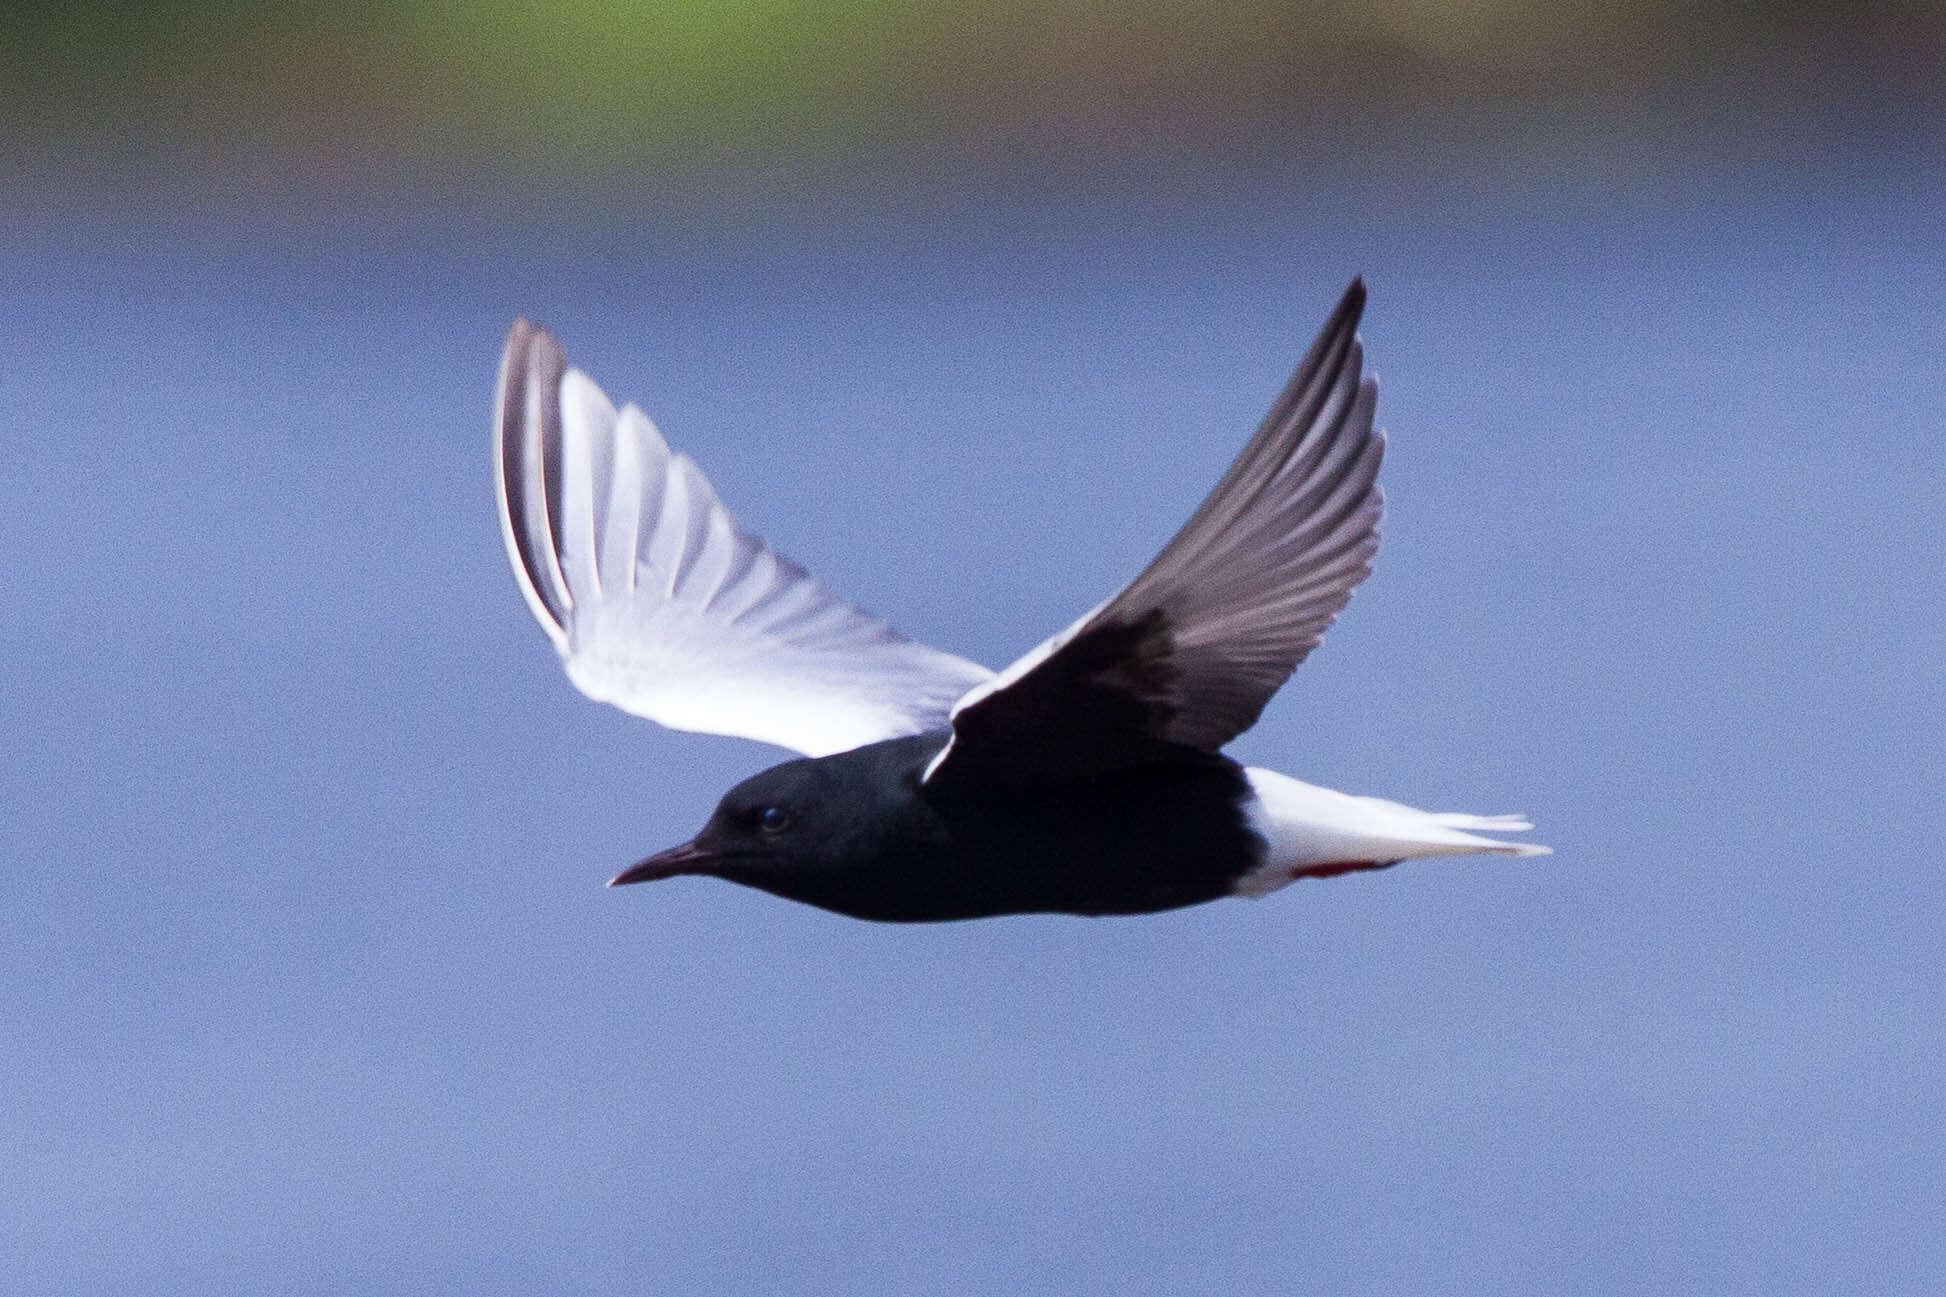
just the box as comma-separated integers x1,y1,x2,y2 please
640,732,1268,922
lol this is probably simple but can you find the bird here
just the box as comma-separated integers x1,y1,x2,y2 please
495,280,1548,922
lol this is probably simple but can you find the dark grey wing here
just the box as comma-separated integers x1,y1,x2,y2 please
926,279,1383,787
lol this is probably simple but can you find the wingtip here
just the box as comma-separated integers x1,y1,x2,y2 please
495,313,574,647
502,317,564,370
499,318,547,382
1312,277,1366,348
495,319,558,417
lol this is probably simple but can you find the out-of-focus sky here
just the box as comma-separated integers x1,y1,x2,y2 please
5,4,1943,1295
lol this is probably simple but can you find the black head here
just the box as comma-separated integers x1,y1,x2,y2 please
608,750,892,891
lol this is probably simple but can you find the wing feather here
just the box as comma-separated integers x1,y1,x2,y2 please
927,280,1383,786
497,322,572,648
495,320,993,758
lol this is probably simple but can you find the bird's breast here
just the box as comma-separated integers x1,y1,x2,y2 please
835,755,1264,921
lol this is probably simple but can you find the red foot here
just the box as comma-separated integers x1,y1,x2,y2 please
1291,859,1400,881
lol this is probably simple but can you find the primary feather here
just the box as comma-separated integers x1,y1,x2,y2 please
494,320,993,758
925,279,1384,786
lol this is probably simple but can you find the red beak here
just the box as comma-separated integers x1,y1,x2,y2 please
607,840,716,887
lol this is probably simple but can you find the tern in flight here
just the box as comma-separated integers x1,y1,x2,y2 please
496,281,1547,922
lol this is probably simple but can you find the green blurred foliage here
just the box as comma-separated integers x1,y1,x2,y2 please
5,0,1940,196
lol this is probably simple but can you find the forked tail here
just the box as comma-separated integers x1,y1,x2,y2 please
1235,767,1551,897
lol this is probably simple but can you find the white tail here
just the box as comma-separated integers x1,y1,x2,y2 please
1234,767,1550,897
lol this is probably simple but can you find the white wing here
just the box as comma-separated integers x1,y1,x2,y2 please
495,320,993,757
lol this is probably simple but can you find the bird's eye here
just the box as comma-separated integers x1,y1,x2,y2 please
757,806,791,834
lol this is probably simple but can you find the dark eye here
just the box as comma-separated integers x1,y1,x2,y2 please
757,806,791,834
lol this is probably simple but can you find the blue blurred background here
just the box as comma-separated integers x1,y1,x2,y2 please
5,4,1943,1293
